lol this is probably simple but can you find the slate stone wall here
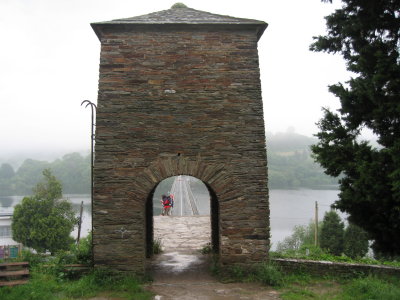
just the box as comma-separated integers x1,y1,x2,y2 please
93,26,269,273
273,258,400,278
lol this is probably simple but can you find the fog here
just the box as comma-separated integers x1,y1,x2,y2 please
0,0,347,160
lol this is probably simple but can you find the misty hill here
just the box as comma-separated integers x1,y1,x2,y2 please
0,153,90,196
267,131,338,189
0,133,338,197
267,131,317,152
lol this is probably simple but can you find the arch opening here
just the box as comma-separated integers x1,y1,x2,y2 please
145,175,220,258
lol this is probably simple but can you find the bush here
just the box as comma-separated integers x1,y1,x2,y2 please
11,169,77,254
255,262,284,286
18,249,48,267
344,223,369,259
70,233,92,264
276,219,325,254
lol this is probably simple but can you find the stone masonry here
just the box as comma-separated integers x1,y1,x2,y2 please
91,5,269,274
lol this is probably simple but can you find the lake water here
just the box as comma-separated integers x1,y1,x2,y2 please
0,189,343,248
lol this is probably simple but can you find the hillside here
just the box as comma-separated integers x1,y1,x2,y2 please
266,131,338,189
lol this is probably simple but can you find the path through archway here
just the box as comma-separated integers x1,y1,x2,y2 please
146,175,219,279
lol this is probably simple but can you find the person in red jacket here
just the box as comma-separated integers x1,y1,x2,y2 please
161,195,172,216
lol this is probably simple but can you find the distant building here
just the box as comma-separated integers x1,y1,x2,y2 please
0,212,18,246
0,212,21,259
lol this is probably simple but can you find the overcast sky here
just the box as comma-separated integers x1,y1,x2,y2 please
0,0,348,157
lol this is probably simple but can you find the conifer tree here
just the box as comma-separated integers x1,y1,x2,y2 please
311,0,400,256
320,210,344,256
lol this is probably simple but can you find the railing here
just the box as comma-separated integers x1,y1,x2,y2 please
0,262,29,287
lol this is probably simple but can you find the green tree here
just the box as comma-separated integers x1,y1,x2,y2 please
310,0,400,256
12,169,77,254
344,223,369,259
320,210,344,256
276,222,319,252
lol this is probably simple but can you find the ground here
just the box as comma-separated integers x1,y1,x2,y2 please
145,216,281,300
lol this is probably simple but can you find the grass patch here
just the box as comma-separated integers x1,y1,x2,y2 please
0,267,153,300
280,278,341,300
214,261,285,286
279,274,400,300
338,276,400,300
200,242,212,254
153,238,163,255
212,259,400,300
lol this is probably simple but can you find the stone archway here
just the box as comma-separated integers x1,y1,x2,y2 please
142,157,231,260
91,5,270,274
145,174,218,257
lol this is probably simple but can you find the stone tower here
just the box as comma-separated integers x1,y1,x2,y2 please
91,5,269,274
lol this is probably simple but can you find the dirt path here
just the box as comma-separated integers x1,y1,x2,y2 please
145,216,281,300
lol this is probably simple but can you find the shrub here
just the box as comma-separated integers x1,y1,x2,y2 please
320,210,344,256
70,233,92,264
11,170,77,255
255,262,284,286
344,223,369,259
19,249,47,266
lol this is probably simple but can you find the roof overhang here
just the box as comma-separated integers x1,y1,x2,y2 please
91,22,268,42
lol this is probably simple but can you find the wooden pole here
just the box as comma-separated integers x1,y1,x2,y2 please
77,201,84,244
315,201,319,246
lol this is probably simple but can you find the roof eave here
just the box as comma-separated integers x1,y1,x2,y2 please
91,22,268,41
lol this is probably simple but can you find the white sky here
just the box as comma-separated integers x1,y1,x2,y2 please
0,0,348,157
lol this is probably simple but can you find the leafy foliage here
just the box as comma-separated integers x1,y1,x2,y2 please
11,169,77,254
344,222,369,259
311,0,400,256
276,222,319,252
70,233,92,264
